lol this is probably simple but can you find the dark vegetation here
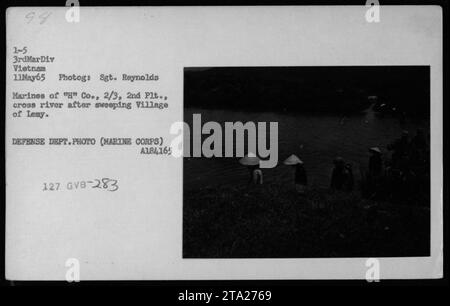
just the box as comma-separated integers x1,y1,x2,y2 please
185,66,429,116
184,66,429,115
183,183,430,258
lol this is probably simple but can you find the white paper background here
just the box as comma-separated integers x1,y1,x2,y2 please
5,6,443,280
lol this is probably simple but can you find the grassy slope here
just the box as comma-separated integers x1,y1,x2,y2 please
183,183,430,258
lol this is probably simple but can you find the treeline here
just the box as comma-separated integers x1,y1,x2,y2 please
184,66,429,116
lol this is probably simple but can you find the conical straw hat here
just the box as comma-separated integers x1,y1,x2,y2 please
239,152,260,166
283,154,303,165
369,147,381,154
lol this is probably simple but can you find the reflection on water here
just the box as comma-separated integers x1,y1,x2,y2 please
184,106,428,190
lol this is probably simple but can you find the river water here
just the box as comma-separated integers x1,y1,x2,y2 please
183,106,428,190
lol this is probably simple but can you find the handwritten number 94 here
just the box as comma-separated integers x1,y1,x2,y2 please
25,11,52,24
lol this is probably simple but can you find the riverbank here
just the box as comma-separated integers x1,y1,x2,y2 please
183,183,429,258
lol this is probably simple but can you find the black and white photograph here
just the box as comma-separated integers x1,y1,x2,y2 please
183,66,430,258
1,1,445,291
